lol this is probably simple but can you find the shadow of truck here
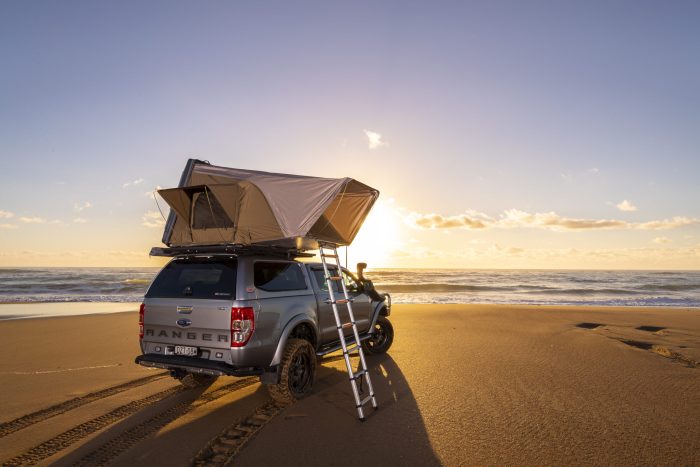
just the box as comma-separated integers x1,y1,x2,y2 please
234,353,442,466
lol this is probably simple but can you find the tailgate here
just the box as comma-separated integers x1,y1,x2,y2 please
143,297,233,349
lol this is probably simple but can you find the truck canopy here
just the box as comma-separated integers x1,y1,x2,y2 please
158,160,379,249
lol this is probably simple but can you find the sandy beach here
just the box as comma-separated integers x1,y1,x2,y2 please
0,304,698,466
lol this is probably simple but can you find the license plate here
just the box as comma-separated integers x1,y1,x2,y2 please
174,345,198,357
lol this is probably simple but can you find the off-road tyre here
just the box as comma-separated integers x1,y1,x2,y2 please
268,338,316,406
179,373,218,389
362,315,394,355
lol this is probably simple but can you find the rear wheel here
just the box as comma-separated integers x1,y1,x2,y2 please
178,372,218,389
268,338,316,405
362,316,394,354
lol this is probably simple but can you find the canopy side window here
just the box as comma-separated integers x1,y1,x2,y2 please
254,261,308,292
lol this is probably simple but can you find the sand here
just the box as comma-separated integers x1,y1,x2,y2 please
0,304,698,466
0,302,142,320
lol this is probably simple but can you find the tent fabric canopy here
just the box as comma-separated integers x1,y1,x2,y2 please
159,162,379,248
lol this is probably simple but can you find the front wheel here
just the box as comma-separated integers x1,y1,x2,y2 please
268,338,316,405
362,316,394,355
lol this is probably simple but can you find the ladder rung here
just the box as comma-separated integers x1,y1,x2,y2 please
356,395,374,408
345,344,358,353
327,276,341,281
321,254,337,258
350,369,367,380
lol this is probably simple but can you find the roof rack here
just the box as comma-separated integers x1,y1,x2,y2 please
150,244,315,259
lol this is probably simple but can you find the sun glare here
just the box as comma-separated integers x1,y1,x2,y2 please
346,200,402,270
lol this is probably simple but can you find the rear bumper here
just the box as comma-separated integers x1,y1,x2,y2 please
135,354,264,377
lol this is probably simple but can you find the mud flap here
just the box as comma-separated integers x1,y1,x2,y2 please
260,366,280,385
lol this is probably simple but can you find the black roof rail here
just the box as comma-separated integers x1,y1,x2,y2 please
150,244,315,259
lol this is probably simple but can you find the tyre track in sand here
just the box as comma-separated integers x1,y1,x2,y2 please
189,354,356,466
0,372,168,439
69,377,260,466
190,400,284,467
6,355,356,466
3,384,185,466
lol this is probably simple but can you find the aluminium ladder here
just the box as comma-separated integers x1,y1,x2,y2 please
318,242,378,421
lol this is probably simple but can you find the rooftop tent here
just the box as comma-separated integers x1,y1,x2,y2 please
158,160,379,249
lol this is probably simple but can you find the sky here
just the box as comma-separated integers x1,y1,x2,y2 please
1,1,699,269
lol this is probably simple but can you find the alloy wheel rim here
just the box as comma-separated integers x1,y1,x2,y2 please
289,349,311,394
370,324,387,348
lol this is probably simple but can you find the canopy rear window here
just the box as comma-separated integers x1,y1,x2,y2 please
146,259,237,299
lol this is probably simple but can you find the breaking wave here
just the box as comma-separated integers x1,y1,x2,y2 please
0,267,698,308
0,268,159,304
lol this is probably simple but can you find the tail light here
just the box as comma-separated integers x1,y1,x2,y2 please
139,303,145,339
231,306,254,347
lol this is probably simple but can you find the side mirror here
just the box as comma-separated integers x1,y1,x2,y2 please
357,262,367,281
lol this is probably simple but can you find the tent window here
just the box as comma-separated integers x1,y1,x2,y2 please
192,191,234,229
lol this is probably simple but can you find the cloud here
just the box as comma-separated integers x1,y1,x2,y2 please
0,223,17,230
19,216,46,224
73,218,88,224
364,129,387,149
123,178,145,188
406,210,491,230
74,201,92,212
498,209,630,230
142,210,166,228
653,236,671,244
0,210,15,219
634,218,698,229
616,200,638,212
406,208,699,232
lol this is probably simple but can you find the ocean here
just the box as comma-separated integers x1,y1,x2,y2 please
0,267,699,309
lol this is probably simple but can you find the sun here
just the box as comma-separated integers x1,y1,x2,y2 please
345,199,402,270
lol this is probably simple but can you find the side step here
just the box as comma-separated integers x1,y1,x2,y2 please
316,333,372,356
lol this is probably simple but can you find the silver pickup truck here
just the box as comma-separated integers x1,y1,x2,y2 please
135,252,392,404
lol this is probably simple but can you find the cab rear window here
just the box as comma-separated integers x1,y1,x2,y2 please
146,259,237,299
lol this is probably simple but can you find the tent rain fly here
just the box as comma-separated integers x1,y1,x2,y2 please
157,160,379,249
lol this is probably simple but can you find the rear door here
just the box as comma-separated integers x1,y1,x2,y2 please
309,266,348,344
143,259,237,350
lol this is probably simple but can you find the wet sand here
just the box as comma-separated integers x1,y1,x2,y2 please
0,304,698,466
0,302,142,320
